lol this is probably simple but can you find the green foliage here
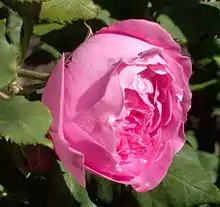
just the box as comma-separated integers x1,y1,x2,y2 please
135,145,220,207
6,10,23,46
186,130,198,149
157,14,187,44
1,0,98,23
198,152,219,183
40,0,98,22
0,19,17,90
95,6,117,25
157,3,220,44
92,176,114,204
58,162,97,206
0,96,51,146
34,23,64,36
81,145,220,207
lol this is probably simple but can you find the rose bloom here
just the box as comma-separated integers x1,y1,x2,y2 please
42,19,191,192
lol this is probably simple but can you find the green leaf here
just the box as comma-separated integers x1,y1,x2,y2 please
0,20,17,90
157,14,187,44
39,43,61,60
0,184,5,197
135,144,220,207
40,0,98,22
197,152,219,183
6,10,23,45
0,96,51,146
5,10,32,64
34,23,64,36
58,161,97,206
93,176,114,204
157,4,220,44
0,0,43,19
19,17,34,62
190,79,220,92
2,0,98,23
0,19,6,38
186,130,198,149
80,203,97,207
212,107,220,117
96,6,117,26
204,1,220,9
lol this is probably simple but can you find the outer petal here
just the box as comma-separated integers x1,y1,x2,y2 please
65,67,123,154
42,55,65,132
96,19,181,52
42,55,85,186
162,87,185,154
64,122,118,172
170,52,192,80
51,131,85,186
64,122,135,183
131,142,173,192
165,52,192,119
173,123,186,153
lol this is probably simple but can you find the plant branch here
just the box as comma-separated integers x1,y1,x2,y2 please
17,69,50,81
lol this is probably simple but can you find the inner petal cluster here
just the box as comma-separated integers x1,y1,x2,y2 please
112,56,173,175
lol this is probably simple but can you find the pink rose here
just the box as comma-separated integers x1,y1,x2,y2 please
42,19,192,192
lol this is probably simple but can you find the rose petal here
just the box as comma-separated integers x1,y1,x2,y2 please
64,122,118,170
169,52,192,79
162,88,185,154
64,122,135,183
66,67,123,153
172,123,185,154
42,54,65,132
131,142,173,192
42,55,86,185
52,131,85,186
96,19,181,52
63,34,152,121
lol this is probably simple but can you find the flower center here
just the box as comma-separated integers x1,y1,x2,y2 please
111,72,157,173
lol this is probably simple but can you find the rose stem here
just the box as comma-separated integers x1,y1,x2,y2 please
17,69,50,81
